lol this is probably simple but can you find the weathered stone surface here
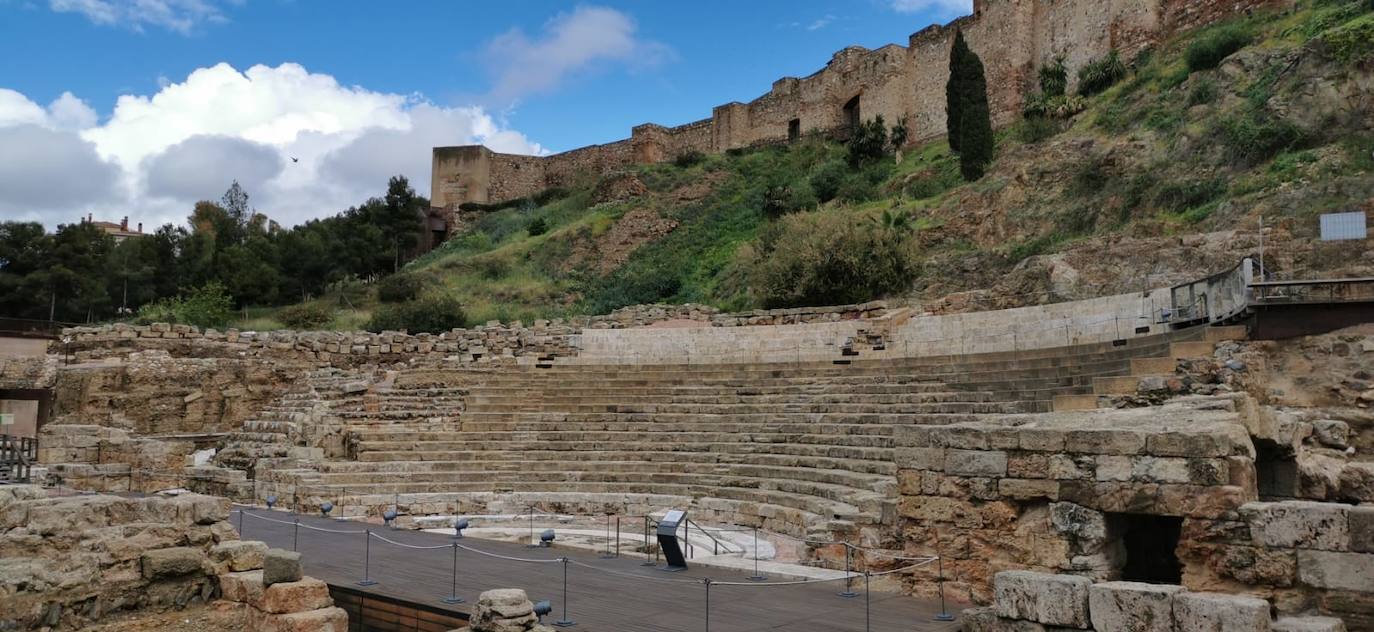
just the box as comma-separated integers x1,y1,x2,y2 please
1310,420,1349,449
1350,507,1374,554
219,569,266,605
212,539,268,572
260,577,333,614
263,548,303,586
945,450,1008,477
992,570,1091,628
1242,502,1350,551
257,606,349,632
460,588,553,632
894,447,944,471
960,606,1049,631
1297,550,1374,591
1088,581,1184,632
141,547,204,579
1272,616,1347,632
1172,592,1271,632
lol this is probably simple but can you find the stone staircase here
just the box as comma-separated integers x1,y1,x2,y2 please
213,368,376,475
1051,325,1247,411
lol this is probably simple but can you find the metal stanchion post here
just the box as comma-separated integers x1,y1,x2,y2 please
703,578,712,632
615,516,620,558
442,543,463,604
933,552,954,622
839,544,858,598
237,507,245,535
336,487,347,521
527,506,538,548
357,530,378,586
555,558,575,627
601,514,613,559
642,518,654,566
748,527,767,581
293,519,299,552
865,571,871,632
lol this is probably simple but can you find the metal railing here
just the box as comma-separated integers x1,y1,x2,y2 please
0,434,37,483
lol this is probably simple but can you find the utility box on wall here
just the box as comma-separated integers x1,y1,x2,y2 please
1319,211,1367,241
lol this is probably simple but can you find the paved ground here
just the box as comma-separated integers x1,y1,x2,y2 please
234,507,965,632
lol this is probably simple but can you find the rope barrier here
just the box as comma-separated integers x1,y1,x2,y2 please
565,559,704,585
368,531,451,551
451,541,563,564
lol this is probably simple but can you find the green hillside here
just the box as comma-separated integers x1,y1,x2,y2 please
249,1,1374,330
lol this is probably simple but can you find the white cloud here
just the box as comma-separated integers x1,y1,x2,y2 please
890,0,972,18
807,15,836,31
483,5,672,104
0,62,544,230
48,0,228,34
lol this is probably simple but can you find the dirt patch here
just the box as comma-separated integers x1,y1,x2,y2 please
80,601,250,632
592,172,649,206
565,208,680,275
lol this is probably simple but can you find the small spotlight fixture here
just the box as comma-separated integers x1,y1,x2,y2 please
533,600,553,622
383,509,398,528
540,529,556,547
265,495,277,510
320,501,333,518
453,517,470,539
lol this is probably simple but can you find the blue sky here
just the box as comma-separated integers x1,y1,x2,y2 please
0,0,970,228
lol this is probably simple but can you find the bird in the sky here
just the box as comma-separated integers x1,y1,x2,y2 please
290,157,299,163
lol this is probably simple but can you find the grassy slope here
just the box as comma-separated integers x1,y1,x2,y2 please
235,1,1373,330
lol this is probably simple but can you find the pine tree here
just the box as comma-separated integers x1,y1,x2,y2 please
945,30,971,152
958,49,994,181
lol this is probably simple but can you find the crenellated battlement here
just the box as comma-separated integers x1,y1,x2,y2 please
431,0,1283,212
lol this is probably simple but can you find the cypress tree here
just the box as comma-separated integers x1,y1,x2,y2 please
945,30,971,152
957,43,995,180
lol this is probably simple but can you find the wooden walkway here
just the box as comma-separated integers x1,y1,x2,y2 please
234,508,964,632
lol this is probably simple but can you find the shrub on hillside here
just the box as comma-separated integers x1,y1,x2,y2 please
1322,13,1374,65
1077,50,1127,96
134,282,234,329
366,293,466,334
1216,112,1306,166
809,160,849,203
1186,24,1253,72
673,150,707,168
527,217,549,236
847,116,891,166
746,207,916,308
377,273,429,303
277,303,334,330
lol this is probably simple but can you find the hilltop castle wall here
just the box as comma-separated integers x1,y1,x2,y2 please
433,0,1282,211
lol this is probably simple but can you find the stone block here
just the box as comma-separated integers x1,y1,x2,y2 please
894,447,945,471
1242,501,1350,551
1088,581,1184,632
1064,429,1146,455
1350,507,1374,553
1311,420,1349,449
263,548,303,586
141,547,205,580
945,450,1007,477
219,569,265,605
1173,592,1271,632
992,570,1091,628
1297,550,1374,591
211,540,267,572
998,479,1060,501
257,606,349,632
260,577,333,614
961,606,1050,631
1019,428,1067,452
1272,616,1347,632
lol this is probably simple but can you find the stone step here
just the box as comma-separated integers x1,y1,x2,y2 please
1129,357,1177,376
1092,375,1163,395
453,411,982,425
466,391,989,405
461,401,1010,415
318,449,897,474
1169,341,1216,359
1051,394,1101,412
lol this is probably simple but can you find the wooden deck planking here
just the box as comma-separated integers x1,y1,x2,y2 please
236,509,964,632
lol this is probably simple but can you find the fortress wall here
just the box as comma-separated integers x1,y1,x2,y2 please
433,0,1285,207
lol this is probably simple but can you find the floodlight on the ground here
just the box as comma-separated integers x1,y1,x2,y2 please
452,517,469,539
540,529,556,547
533,600,552,622
320,501,333,518
383,509,397,528
265,495,277,509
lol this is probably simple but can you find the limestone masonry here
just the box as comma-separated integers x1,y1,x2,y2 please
431,0,1280,211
